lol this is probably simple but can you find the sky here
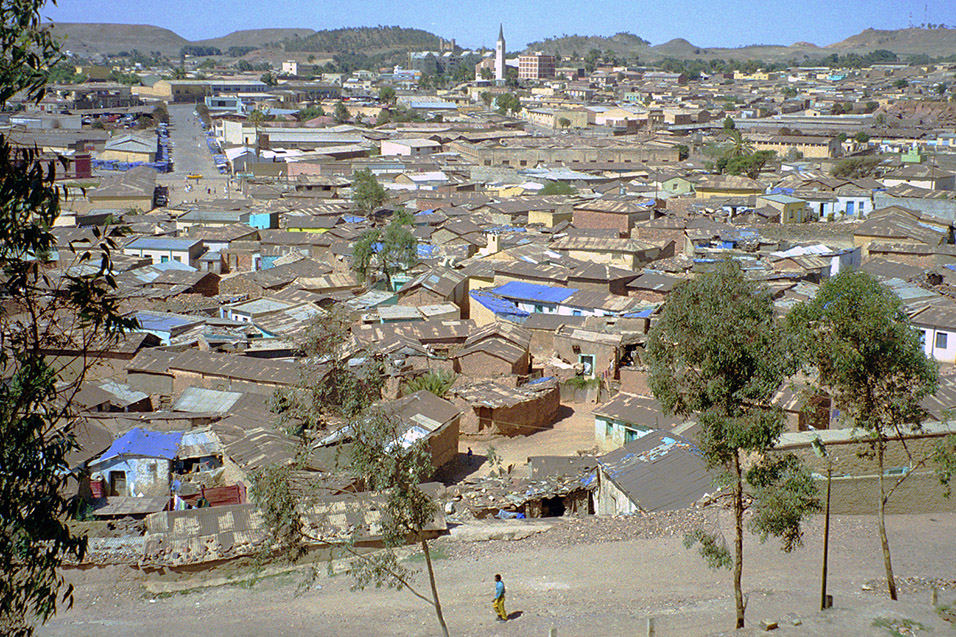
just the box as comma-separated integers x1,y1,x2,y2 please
42,0,956,50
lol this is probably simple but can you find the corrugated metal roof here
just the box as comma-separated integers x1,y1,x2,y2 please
173,387,244,414
598,430,714,512
127,237,202,251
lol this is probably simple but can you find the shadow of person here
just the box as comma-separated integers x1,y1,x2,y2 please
507,611,523,620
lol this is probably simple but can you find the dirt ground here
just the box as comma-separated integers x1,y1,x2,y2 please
39,511,956,637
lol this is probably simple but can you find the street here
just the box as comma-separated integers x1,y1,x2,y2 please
158,103,233,206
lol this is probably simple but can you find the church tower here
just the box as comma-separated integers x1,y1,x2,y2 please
495,24,505,83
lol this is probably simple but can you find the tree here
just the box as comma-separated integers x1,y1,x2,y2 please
295,105,325,121
378,86,396,105
538,181,577,196
260,72,277,86
647,261,819,629
723,129,752,159
334,101,350,123
151,104,169,124
854,131,871,143
256,313,449,636
479,91,492,107
721,150,776,179
787,270,939,601
722,115,736,131
831,156,881,179
479,67,493,81
495,92,521,115
351,168,388,216
0,2,137,632
557,117,571,129
352,209,417,290
894,78,908,89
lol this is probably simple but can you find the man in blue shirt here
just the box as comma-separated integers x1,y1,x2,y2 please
493,573,507,621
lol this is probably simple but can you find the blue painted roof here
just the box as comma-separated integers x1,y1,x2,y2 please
470,291,530,317
127,237,201,251
491,281,578,304
100,427,183,461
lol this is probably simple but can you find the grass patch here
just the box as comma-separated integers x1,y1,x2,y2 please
564,376,599,391
405,546,448,563
872,616,928,636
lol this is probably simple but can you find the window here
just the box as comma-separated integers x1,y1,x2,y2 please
624,428,641,443
579,354,595,377
160,256,169,263
920,330,927,347
173,256,181,262
605,420,612,438
534,304,544,313
936,332,948,350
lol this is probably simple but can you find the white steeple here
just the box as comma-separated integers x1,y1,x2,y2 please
495,23,505,83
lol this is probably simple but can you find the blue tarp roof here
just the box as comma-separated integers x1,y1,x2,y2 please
470,291,530,317
526,375,556,385
622,308,655,319
99,427,183,461
127,237,200,251
491,281,578,304
418,244,437,258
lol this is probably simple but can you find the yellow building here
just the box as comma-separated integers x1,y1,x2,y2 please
757,194,809,223
99,134,156,163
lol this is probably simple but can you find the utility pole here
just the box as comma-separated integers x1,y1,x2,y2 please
813,437,833,611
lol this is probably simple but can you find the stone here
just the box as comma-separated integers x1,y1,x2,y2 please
760,620,778,631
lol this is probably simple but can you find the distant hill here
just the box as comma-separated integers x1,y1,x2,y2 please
194,28,316,52
282,26,442,55
826,27,956,56
525,27,956,63
46,23,956,65
50,23,188,57
523,32,650,58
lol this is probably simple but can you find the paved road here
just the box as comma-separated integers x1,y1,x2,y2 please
159,103,234,206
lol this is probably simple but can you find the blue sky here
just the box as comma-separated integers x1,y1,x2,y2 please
43,0,956,49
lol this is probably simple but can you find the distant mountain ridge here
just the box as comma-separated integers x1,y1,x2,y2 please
46,22,956,62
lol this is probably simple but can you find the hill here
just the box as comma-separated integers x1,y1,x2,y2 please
50,23,188,57
525,27,956,63
826,26,956,56
282,26,442,55
193,28,316,52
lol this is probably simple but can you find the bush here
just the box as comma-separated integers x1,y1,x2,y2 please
403,370,456,397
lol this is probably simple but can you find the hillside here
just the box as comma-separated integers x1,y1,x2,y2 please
193,28,316,52
49,23,188,57
526,26,956,62
282,26,442,54
826,26,956,56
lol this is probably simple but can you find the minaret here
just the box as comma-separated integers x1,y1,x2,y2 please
495,23,505,83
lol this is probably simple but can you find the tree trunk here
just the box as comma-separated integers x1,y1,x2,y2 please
876,441,898,600
421,536,450,637
733,452,745,629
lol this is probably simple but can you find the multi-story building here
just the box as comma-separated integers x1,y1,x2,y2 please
518,52,556,81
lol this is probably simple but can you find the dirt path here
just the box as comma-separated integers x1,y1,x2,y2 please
40,511,956,636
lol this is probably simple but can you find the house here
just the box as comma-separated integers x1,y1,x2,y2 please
882,165,955,191
549,235,674,270
123,237,205,267
757,193,809,224
377,390,461,473
451,378,560,436
380,138,442,157
88,427,182,497
595,430,714,515
469,290,530,326
853,206,951,257
88,166,159,211
694,174,765,199
397,266,470,317
752,135,841,159
593,393,682,450
572,199,655,238
490,281,578,315
129,310,205,345
626,272,681,302
100,133,157,163
455,334,530,378
911,303,956,364
567,262,637,295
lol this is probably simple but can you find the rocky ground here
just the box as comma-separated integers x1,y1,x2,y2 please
38,511,956,636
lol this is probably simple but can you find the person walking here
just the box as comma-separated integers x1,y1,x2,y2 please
492,574,507,621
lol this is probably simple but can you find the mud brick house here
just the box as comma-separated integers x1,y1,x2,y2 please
455,336,530,378
396,266,470,317
451,378,560,436
593,392,683,450
571,198,656,237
